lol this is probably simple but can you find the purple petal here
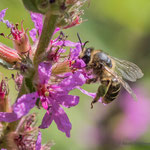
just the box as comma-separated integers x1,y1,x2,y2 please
73,59,86,69
0,92,38,122
35,131,42,150
39,109,54,129
29,28,37,42
0,9,12,28
2,20,11,28
77,87,102,103
56,95,79,108
70,43,81,59
38,62,52,84
77,87,96,98
53,102,72,137
64,41,78,47
0,112,18,122
13,92,38,118
58,71,86,94
54,27,60,34
30,12,43,35
0,9,7,20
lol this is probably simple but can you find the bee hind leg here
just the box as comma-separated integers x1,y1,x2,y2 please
91,81,110,108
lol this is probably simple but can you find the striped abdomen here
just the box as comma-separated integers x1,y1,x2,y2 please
103,78,121,104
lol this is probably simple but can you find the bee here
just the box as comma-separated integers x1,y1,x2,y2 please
77,34,144,108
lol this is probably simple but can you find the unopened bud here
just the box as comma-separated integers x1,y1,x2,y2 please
0,43,20,65
0,79,11,112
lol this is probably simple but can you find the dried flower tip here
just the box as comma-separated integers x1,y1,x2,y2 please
10,21,32,55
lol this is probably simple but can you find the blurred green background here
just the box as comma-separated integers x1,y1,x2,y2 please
0,0,150,150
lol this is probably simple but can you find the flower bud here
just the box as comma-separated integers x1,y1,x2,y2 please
0,43,20,65
0,79,11,112
22,0,58,14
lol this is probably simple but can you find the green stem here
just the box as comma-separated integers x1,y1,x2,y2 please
18,12,59,97
0,10,59,149
34,11,59,67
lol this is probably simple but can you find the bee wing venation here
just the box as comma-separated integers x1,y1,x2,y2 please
118,77,137,101
103,65,137,101
111,57,144,82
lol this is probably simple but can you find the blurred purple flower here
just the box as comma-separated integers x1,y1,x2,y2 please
113,86,150,141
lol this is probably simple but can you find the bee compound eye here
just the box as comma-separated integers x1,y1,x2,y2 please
49,0,55,3
85,48,92,56
82,55,91,64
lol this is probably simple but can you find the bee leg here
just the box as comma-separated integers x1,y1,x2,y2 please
91,80,111,108
86,77,98,84
91,84,107,108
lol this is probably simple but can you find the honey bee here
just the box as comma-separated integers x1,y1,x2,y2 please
77,34,144,108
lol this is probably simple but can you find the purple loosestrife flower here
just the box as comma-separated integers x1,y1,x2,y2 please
0,62,86,137
38,62,86,137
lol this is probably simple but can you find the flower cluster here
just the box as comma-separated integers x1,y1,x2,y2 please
0,0,131,148
0,4,93,147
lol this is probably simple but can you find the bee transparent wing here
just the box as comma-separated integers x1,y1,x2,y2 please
111,57,144,82
104,65,137,101
117,76,137,100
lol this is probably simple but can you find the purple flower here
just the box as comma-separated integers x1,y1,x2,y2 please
38,62,86,137
29,12,43,42
0,9,11,28
113,86,150,141
0,62,86,137
0,8,7,20
30,12,43,35
29,12,60,42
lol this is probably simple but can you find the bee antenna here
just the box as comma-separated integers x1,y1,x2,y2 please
83,41,89,49
77,33,82,46
77,33,89,51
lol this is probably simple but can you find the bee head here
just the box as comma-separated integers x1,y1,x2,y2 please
80,47,94,64
77,33,93,64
